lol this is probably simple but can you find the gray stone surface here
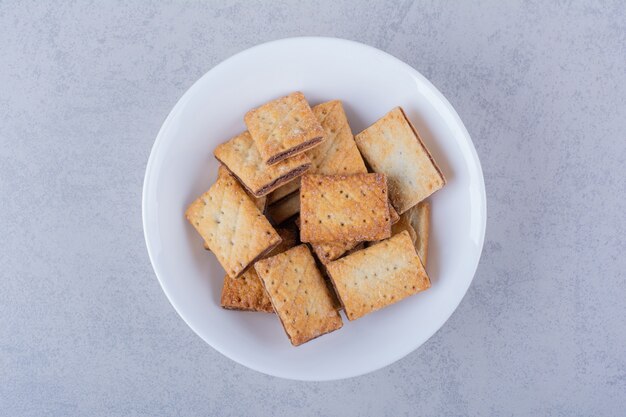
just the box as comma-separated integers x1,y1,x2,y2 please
1,1,625,415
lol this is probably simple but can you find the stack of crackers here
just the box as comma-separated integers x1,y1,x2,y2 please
186,92,445,346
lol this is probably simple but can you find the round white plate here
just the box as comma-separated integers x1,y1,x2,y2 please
143,37,486,381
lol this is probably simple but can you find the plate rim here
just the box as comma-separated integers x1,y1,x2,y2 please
142,36,487,381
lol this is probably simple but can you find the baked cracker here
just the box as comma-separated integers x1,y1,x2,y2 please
255,245,343,346
309,100,368,175
185,173,281,278
245,92,325,166
215,131,311,197
267,191,300,225
220,228,298,312
300,173,391,243
355,107,445,213
326,231,430,321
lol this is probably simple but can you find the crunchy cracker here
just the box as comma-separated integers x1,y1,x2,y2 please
245,92,325,165
185,173,281,278
267,191,300,225
215,131,310,197
300,173,391,243
255,245,343,346
220,228,298,312
355,107,445,213
326,231,430,320
309,100,368,175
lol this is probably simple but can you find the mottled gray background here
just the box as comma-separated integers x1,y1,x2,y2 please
1,1,625,416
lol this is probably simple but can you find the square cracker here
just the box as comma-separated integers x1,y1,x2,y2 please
220,228,298,312
245,92,325,166
255,245,343,346
267,191,300,225
267,177,301,204
215,131,311,197
326,231,430,321
185,173,281,278
300,173,391,243
309,100,368,175
355,107,445,214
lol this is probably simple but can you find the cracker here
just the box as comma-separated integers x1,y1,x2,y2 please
245,92,325,165
217,165,267,211
388,203,400,225
355,107,445,213
203,167,267,251
267,177,301,204
326,231,430,320
215,131,311,197
309,100,368,175
220,228,298,312
267,191,300,225
185,173,281,278
406,201,430,265
300,173,391,243
255,245,343,346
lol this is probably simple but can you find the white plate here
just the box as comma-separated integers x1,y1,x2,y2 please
143,37,486,381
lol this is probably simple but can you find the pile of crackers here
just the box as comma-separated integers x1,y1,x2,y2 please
186,92,445,346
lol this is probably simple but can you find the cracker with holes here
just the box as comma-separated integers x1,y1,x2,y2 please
245,92,325,166
255,245,343,346
294,217,360,264
220,228,298,312
309,100,368,175
355,107,445,214
300,173,392,243
267,191,300,225
215,131,311,197
326,231,431,321
203,166,268,251
185,173,281,278
392,201,430,265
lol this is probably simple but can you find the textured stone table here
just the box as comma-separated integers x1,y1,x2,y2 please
1,1,624,416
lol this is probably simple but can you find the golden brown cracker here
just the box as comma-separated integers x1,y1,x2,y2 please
215,131,310,197
245,92,325,165
325,231,430,321
355,107,445,213
300,173,391,243
185,173,281,278
255,245,343,346
309,100,367,175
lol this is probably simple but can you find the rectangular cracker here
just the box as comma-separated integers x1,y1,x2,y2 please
245,92,325,165
355,107,446,213
267,191,300,225
185,173,281,278
267,177,301,204
326,231,431,321
220,228,298,312
255,245,343,346
215,131,311,197
309,100,368,175
300,173,391,243
204,167,267,251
